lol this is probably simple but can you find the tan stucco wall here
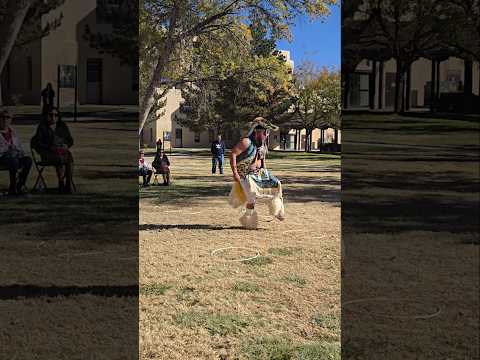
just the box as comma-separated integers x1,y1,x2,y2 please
354,57,479,111
0,0,139,106
3,40,42,105
41,0,138,106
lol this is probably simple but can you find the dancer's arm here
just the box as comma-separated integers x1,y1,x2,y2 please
229,138,249,182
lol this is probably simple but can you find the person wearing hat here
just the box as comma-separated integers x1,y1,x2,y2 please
228,117,285,229
0,109,32,195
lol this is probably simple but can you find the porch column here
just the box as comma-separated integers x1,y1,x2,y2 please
369,61,377,110
378,61,384,110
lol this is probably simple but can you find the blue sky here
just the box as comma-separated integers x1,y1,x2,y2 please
276,4,340,70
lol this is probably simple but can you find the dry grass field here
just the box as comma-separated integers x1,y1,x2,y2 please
0,106,138,359
140,150,341,359
342,114,479,359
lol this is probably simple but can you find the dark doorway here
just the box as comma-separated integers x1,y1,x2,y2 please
385,72,396,108
175,128,183,148
86,59,103,104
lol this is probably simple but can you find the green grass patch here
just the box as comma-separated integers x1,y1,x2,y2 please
268,247,302,256
174,311,249,336
296,341,340,360
140,284,171,296
205,314,249,336
311,313,340,331
176,287,199,305
283,274,307,288
242,337,295,360
173,311,206,328
232,281,261,293
242,337,341,360
244,256,274,266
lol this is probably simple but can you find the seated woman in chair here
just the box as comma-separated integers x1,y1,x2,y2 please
0,109,32,195
32,108,74,193
152,148,170,186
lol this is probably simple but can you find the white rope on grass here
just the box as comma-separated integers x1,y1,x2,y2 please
282,229,303,234
211,246,260,262
343,297,442,320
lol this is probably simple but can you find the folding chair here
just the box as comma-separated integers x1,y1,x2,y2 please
152,171,160,185
152,169,172,186
30,139,76,192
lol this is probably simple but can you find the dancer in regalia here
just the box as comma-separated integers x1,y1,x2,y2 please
228,117,285,229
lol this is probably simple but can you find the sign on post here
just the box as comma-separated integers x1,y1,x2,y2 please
57,64,78,122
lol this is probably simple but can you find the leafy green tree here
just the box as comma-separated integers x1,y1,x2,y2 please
83,0,138,66
139,0,337,134
293,64,340,151
343,0,450,112
0,0,64,105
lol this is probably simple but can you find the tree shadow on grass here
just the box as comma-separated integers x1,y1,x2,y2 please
140,175,340,206
0,191,138,241
139,224,252,231
0,284,138,300
82,169,137,180
342,116,479,234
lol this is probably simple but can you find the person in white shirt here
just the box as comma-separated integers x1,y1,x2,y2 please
138,150,153,186
0,109,32,195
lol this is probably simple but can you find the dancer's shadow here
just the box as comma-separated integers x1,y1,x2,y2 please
139,224,265,231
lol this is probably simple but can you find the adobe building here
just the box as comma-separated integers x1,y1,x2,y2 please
1,0,138,107
345,57,480,112
142,50,341,151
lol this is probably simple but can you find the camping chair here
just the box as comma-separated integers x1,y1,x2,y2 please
30,139,76,192
152,168,172,186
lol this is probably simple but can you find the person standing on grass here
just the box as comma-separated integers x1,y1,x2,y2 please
211,134,225,174
228,117,285,230
138,150,153,186
41,83,55,117
0,109,32,195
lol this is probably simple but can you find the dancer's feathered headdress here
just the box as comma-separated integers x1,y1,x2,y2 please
246,117,279,137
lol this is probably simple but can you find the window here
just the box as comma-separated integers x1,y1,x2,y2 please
349,73,370,107
27,57,32,91
194,132,200,143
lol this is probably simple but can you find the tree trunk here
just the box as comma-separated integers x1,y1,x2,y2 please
405,62,411,111
334,129,338,145
305,130,310,152
0,0,33,78
394,59,405,114
139,2,181,135
378,61,384,110
430,59,436,113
